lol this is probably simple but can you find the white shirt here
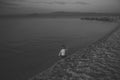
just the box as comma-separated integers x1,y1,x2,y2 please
58,49,66,56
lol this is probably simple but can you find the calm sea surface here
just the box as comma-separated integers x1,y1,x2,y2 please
0,18,118,80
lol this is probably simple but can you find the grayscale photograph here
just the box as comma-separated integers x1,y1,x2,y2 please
0,0,120,80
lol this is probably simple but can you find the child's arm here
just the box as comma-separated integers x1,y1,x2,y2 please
58,50,61,56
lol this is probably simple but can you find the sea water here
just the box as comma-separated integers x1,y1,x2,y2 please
0,18,118,80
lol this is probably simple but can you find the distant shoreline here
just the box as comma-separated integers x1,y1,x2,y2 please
0,12,120,18
0,13,119,23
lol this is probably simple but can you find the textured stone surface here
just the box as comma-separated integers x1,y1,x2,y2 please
29,24,120,80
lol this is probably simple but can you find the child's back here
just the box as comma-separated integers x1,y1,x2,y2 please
58,45,67,58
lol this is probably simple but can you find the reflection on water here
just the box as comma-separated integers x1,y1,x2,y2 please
0,18,118,80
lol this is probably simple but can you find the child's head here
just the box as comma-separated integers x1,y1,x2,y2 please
61,45,66,48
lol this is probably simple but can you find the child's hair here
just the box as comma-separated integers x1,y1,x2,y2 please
61,45,66,48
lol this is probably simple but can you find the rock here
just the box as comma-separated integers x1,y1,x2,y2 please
29,24,120,80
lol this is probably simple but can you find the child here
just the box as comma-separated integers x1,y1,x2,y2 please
58,45,68,58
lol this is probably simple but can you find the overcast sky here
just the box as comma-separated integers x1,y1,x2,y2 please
0,0,120,14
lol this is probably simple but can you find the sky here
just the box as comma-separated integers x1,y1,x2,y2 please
0,0,120,14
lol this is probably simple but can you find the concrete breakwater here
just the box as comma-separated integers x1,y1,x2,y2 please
29,24,120,80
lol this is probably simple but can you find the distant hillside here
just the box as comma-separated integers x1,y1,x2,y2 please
0,12,120,18
50,11,120,16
